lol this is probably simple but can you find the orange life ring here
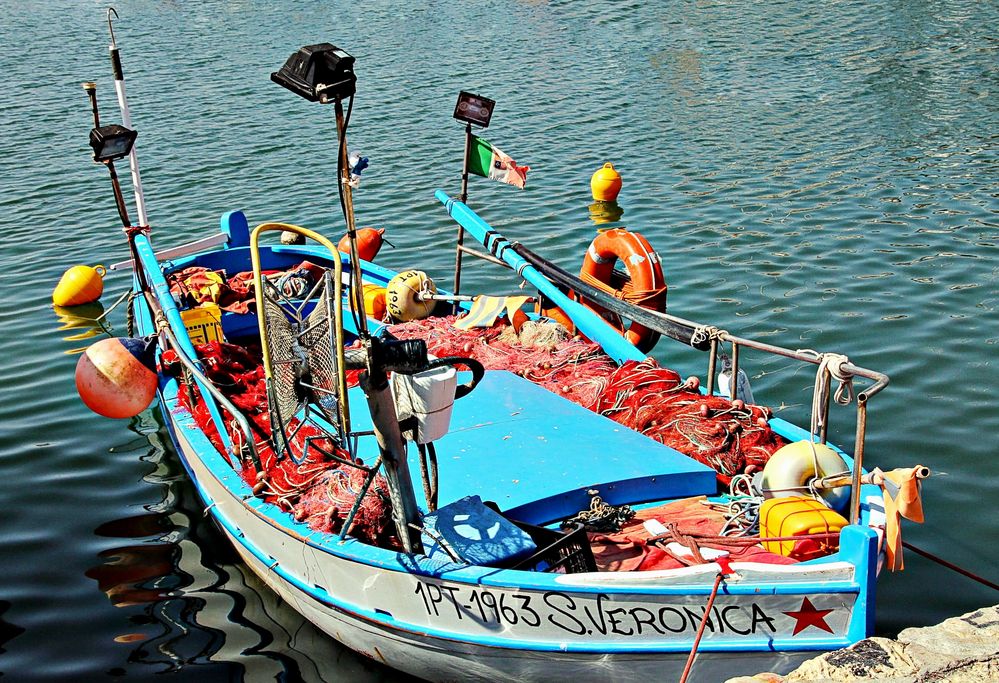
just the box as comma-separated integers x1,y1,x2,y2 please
578,228,667,353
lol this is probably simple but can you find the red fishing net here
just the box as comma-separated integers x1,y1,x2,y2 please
163,341,397,547
164,313,785,548
387,316,785,483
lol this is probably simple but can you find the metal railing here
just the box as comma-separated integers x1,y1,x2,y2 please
445,215,889,526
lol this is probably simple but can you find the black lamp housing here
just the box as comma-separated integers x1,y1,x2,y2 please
271,44,356,103
453,91,495,128
89,124,137,162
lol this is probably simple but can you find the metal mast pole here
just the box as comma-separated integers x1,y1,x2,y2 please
107,8,149,227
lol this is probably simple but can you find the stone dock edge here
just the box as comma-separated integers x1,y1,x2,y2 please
725,605,999,682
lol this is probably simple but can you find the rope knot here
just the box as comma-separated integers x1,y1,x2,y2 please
799,349,855,437
821,353,855,407
690,325,727,346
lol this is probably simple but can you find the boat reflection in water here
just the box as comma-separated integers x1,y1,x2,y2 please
84,413,409,681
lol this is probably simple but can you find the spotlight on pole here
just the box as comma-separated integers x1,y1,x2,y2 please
271,43,356,103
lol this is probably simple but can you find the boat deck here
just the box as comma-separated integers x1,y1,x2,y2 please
347,370,717,524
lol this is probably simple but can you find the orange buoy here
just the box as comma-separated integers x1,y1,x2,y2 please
337,227,386,262
590,163,622,202
75,337,158,419
53,264,106,307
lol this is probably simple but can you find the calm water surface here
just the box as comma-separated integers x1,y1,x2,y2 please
1,0,997,680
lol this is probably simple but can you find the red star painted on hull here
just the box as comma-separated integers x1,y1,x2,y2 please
783,597,834,636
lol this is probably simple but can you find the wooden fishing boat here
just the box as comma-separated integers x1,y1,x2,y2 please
69,28,927,682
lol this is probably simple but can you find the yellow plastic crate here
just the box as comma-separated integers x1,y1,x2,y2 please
181,303,224,345
760,496,848,561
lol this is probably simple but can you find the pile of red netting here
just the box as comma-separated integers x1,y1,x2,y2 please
388,316,785,482
164,342,398,548
165,315,786,547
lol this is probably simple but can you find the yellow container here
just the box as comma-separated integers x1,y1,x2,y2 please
181,303,224,345
760,496,848,561
362,283,387,321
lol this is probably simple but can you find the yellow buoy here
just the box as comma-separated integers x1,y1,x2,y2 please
362,283,388,321
590,162,622,202
53,264,106,307
386,270,436,322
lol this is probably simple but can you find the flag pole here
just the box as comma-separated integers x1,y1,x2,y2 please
452,122,472,302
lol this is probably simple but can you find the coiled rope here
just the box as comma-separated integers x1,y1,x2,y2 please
561,490,635,533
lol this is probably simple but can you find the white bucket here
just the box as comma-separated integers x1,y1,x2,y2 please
391,363,457,444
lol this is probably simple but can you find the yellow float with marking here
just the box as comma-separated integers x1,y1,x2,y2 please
386,270,436,322
53,264,106,307
760,440,851,512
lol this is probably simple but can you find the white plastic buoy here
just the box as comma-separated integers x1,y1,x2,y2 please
718,354,755,405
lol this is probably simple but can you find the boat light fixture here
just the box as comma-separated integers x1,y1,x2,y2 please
453,91,495,128
271,43,356,103
88,124,137,162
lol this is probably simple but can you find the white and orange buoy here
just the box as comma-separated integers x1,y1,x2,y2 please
386,270,436,322
590,163,622,202
75,337,158,418
53,264,106,307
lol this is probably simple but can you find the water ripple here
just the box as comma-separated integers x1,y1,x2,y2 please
1,0,997,678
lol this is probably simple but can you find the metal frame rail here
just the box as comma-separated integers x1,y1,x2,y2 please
449,221,889,526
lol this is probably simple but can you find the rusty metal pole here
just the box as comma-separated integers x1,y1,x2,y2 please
850,399,868,525
334,99,368,339
707,337,718,396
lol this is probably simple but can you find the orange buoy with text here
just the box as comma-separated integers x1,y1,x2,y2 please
337,227,386,262
386,270,436,322
590,163,622,202
53,264,106,307
75,336,158,419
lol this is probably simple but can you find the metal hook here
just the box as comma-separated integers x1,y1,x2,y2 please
107,7,119,48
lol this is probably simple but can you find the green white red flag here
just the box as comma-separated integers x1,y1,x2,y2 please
468,135,529,189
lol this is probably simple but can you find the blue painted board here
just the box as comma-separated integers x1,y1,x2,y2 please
348,370,717,524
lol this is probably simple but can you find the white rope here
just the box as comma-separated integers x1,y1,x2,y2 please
790,350,856,498
798,350,855,440
690,325,728,347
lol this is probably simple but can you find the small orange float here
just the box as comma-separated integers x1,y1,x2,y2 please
337,227,386,262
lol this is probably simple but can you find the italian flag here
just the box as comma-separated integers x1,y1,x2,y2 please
468,135,529,189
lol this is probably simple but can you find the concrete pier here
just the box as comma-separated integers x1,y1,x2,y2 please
726,605,999,682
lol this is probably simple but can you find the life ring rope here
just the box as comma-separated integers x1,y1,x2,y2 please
578,269,667,307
